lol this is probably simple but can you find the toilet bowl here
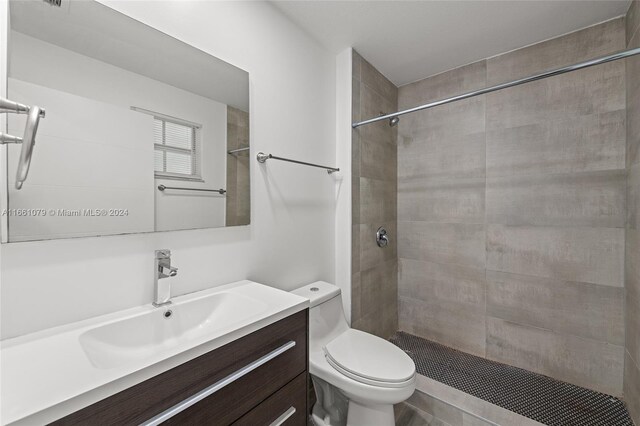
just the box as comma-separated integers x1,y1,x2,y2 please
292,281,416,426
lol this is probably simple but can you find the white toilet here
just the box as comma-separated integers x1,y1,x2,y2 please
292,281,416,426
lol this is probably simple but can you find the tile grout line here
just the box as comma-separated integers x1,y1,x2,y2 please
484,60,490,360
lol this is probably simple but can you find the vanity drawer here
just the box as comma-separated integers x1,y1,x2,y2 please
232,373,307,426
51,309,308,426
161,336,306,425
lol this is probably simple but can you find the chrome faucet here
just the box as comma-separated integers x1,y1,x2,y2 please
154,249,178,307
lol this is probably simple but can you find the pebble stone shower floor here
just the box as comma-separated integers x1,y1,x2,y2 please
389,332,634,426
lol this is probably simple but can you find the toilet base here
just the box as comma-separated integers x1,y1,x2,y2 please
346,400,395,426
311,376,349,426
311,400,395,426
310,372,405,426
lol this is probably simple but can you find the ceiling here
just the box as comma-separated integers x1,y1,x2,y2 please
10,0,249,111
272,0,631,87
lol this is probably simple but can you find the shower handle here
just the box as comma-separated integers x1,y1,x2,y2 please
376,226,389,248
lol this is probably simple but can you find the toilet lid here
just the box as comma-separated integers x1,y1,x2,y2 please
323,329,415,386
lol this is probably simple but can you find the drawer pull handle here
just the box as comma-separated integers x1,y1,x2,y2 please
269,406,297,426
140,341,296,426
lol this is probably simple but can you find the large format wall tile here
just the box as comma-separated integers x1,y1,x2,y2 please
225,106,250,227
627,291,640,372
398,177,485,224
352,131,361,225
361,53,397,104
359,260,398,338
361,136,397,182
399,131,485,181
354,285,398,340
629,164,640,229
624,351,640,424
360,86,397,147
352,224,360,272
486,225,624,287
627,29,640,168
627,230,640,391
398,61,486,109
360,177,397,224
627,5,640,421
486,62,625,130
352,50,362,81
352,311,384,338
486,318,624,396
486,170,626,228
399,259,485,308
398,258,486,354
486,270,624,345
627,0,640,47
352,77,361,120
399,97,485,143
399,222,485,268
397,54,489,358
487,18,625,85
360,222,397,271
399,296,486,356
628,228,640,305
351,271,361,322
486,110,625,177
360,259,398,318
352,51,398,338
394,18,628,397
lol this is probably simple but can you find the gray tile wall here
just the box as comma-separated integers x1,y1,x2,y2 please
397,18,627,396
351,51,398,338
225,106,250,226
397,60,489,356
625,0,640,422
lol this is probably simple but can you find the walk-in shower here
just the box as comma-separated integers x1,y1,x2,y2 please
352,11,640,425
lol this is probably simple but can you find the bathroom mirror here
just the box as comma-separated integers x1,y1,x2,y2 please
4,0,250,242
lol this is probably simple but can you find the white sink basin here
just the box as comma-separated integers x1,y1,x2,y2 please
79,292,267,369
2,280,309,426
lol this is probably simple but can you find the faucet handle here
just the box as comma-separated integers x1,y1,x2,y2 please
156,249,171,259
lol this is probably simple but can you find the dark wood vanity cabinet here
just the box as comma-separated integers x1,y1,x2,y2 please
51,309,309,426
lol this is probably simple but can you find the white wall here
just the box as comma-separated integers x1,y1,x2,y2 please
8,31,228,236
0,0,8,329
0,0,337,340
334,48,352,323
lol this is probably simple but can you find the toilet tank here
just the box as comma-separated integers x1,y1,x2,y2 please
291,282,349,351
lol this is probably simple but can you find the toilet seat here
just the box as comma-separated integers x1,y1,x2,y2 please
323,329,415,388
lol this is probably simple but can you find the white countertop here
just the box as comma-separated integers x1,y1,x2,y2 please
0,280,309,425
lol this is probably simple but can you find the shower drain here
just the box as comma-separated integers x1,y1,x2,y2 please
390,332,634,426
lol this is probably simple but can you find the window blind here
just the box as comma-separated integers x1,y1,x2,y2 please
153,118,199,178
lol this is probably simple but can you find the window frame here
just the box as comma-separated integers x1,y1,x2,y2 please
132,107,204,182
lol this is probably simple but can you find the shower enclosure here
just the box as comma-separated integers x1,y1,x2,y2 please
351,7,640,425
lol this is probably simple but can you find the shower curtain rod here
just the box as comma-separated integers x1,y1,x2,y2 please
352,46,640,128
